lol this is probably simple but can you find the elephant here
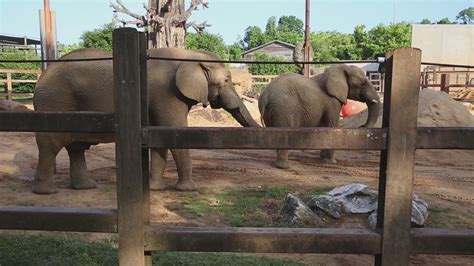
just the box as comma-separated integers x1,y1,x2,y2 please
258,64,382,169
33,47,260,194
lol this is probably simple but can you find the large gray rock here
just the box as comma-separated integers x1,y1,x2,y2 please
280,193,324,227
367,193,429,228
306,183,378,219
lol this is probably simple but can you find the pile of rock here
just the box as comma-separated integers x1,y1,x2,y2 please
280,183,428,228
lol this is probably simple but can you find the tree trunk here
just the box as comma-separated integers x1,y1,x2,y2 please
148,0,186,48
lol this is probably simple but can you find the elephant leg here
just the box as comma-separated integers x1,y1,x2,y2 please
66,142,96,190
171,149,196,191
33,133,62,194
275,149,291,169
150,148,169,190
320,111,339,164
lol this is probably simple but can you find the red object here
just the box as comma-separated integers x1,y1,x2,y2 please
341,100,364,117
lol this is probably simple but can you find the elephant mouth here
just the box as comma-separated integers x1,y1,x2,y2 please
209,97,223,109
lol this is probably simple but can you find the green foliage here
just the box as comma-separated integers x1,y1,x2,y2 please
248,53,300,75
0,234,303,265
227,42,243,60
277,15,304,35
81,23,116,51
437,17,454,24
456,7,474,24
58,43,84,56
420,18,432,24
310,31,360,61
0,51,41,94
353,22,412,59
186,32,229,59
242,26,266,50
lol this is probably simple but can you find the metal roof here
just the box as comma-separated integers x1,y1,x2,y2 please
241,40,296,55
0,34,41,46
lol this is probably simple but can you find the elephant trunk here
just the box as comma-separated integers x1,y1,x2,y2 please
363,90,382,127
225,102,261,127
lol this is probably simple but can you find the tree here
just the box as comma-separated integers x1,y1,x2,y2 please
81,23,116,51
437,18,454,24
420,19,432,24
241,26,265,50
227,43,243,60
265,16,278,40
310,31,359,61
277,15,304,35
186,32,228,59
110,0,210,48
456,7,474,24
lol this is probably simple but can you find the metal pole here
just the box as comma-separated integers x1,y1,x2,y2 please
304,0,311,77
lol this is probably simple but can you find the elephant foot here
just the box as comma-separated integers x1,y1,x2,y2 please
275,160,291,169
150,179,169,191
175,180,197,191
71,177,97,190
322,158,338,164
32,180,58,194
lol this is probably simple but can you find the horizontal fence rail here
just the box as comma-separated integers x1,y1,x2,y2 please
142,127,387,150
0,206,117,233
141,127,474,150
0,111,115,132
144,227,474,255
144,227,382,254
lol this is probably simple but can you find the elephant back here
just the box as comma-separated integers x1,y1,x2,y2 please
34,48,114,112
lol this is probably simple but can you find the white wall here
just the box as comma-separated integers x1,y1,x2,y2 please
412,25,474,65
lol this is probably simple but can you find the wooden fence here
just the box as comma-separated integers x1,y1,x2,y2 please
0,28,473,266
0,69,42,100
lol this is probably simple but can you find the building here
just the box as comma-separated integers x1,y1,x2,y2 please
0,34,41,55
241,40,295,61
411,24,474,66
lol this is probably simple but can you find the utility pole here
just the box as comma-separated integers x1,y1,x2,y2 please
40,0,57,70
304,0,311,77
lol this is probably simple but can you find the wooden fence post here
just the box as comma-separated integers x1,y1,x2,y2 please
113,27,145,266
375,48,422,266
138,32,152,266
6,72,12,100
440,73,450,93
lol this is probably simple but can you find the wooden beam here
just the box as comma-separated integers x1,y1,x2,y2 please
375,48,422,266
0,112,115,132
0,206,117,233
142,127,387,150
411,228,474,255
113,27,145,266
416,127,474,149
145,227,381,254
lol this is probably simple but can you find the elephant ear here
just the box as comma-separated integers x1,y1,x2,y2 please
176,62,209,106
325,65,349,104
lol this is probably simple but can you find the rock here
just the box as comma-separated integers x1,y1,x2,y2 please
306,194,343,219
326,183,378,214
280,193,324,227
367,193,429,228
0,100,29,111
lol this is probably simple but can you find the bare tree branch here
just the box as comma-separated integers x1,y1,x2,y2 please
186,21,211,33
110,0,144,25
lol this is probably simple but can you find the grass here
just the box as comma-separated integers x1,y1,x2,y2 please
0,234,303,266
167,186,333,227
426,205,474,228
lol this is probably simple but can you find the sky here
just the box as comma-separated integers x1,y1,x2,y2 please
1,0,472,45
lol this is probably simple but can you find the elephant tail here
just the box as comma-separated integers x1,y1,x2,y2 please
258,97,267,128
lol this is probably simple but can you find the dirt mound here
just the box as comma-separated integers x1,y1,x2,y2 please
340,89,474,128
230,68,253,95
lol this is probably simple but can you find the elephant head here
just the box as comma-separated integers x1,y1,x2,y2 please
176,61,260,127
324,65,382,127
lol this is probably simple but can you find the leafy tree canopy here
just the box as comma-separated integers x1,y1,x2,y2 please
186,32,228,59
81,23,116,51
456,7,474,24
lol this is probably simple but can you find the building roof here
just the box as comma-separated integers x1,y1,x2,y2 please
241,40,295,55
0,34,41,46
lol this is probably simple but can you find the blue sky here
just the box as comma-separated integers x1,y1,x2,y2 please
1,0,472,45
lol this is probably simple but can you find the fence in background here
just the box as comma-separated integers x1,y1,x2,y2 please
0,69,42,100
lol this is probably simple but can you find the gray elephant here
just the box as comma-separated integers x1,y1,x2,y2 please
258,64,382,169
33,47,259,194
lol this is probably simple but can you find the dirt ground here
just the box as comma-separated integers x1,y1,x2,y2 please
1,102,473,265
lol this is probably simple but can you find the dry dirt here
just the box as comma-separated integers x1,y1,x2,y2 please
1,93,473,265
